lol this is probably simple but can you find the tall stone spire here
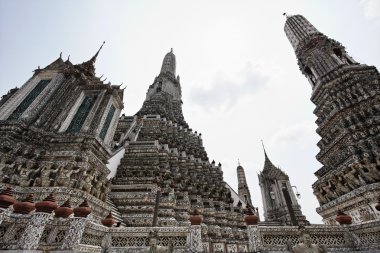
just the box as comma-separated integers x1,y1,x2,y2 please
160,48,176,77
285,14,380,225
237,162,252,205
110,50,244,232
137,49,187,127
285,15,357,90
284,15,321,51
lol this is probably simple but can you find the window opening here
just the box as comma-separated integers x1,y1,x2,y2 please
8,79,51,120
99,105,116,140
66,94,97,133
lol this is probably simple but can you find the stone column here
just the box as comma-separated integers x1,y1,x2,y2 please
46,226,59,244
61,217,87,250
189,225,202,253
247,225,262,252
101,232,112,252
343,225,361,250
17,212,52,250
0,207,12,225
0,209,6,225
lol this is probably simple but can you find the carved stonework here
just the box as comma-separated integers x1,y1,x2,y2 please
247,225,262,252
61,217,87,250
285,14,380,224
0,51,124,207
17,212,52,250
109,50,248,244
189,225,202,253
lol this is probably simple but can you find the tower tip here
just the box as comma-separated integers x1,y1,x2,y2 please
88,41,106,63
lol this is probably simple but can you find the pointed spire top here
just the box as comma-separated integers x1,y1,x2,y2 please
75,41,105,76
160,48,176,76
60,52,62,59
261,141,289,179
91,41,105,63
284,15,321,51
261,140,274,168
261,139,269,160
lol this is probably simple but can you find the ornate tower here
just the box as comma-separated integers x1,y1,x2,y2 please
137,48,187,127
237,163,252,206
258,149,309,226
110,50,250,246
0,44,124,220
285,15,380,224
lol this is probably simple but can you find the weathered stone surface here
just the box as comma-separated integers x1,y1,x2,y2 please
110,50,249,244
285,14,380,224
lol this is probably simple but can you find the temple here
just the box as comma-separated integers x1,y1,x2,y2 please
109,50,260,244
258,148,309,226
0,14,379,253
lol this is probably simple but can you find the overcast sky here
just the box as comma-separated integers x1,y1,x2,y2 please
1,0,379,223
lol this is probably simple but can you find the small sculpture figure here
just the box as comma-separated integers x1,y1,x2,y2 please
288,227,326,253
139,230,173,253
358,161,380,183
321,182,337,201
344,167,364,189
56,164,81,187
40,164,59,187
81,169,95,193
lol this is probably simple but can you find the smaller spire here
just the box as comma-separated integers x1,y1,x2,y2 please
261,142,289,180
90,41,105,63
160,48,176,76
261,139,269,160
75,42,105,76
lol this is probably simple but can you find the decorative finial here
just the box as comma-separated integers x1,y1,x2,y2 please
67,55,70,61
261,139,268,158
170,48,173,53
283,12,288,18
238,158,240,166
60,52,62,59
91,41,106,62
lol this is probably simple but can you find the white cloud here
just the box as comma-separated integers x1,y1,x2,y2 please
270,121,316,145
188,62,270,112
360,0,380,25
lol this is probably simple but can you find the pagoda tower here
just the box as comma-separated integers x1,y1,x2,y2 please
285,15,380,224
258,148,309,226
237,163,252,206
0,44,124,220
110,50,250,245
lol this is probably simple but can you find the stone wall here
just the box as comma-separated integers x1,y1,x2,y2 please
1,206,379,252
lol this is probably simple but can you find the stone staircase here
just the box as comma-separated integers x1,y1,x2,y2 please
106,196,126,227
